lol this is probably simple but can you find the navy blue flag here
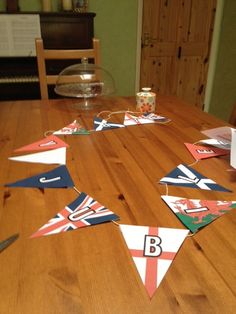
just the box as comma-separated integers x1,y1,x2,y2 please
31,192,120,237
5,165,74,188
94,117,125,131
160,164,231,192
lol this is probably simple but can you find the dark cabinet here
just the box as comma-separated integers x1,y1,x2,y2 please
0,12,96,100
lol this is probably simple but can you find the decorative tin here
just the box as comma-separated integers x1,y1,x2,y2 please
136,87,156,113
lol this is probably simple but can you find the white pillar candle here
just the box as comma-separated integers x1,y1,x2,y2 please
42,0,52,12
62,0,72,11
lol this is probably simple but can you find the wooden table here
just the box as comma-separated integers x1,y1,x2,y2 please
0,96,235,313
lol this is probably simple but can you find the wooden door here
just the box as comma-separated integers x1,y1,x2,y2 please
140,0,216,109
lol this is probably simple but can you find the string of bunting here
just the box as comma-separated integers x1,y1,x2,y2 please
4,110,235,299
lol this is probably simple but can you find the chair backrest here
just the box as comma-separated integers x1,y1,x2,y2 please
229,103,236,126
35,38,101,100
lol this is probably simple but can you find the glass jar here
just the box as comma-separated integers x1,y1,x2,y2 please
136,87,156,113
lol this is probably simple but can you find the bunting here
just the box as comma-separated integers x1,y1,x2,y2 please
159,164,231,192
9,147,66,165
14,135,69,152
143,113,170,123
184,143,229,160
94,117,125,131
5,165,74,188
123,112,155,126
161,195,236,233
199,138,231,150
53,120,90,135
31,192,119,237
120,224,188,298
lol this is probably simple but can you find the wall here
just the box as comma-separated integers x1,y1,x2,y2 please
208,0,236,121
1,0,235,117
89,0,138,96
0,0,138,96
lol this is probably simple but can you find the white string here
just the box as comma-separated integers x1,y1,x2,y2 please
188,159,199,167
44,130,55,137
165,183,169,196
73,186,81,194
193,141,201,145
96,110,112,118
112,220,120,226
187,232,196,237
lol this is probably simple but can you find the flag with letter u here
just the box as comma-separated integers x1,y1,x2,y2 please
31,192,119,238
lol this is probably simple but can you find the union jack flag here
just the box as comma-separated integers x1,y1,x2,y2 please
31,192,119,238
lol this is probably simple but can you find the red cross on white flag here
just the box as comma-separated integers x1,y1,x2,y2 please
119,224,189,298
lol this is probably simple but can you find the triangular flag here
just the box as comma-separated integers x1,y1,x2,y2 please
5,165,74,188
53,120,90,135
14,135,69,152
123,112,155,126
199,138,231,150
142,113,170,123
161,195,236,233
119,224,188,298
159,164,231,192
9,147,66,165
94,117,125,131
184,143,229,160
31,192,119,238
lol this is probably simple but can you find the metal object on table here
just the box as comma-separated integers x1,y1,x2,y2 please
0,233,19,253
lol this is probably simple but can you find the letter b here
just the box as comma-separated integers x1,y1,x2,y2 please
144,235,162,257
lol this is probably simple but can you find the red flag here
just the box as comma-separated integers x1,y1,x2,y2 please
14,135,69,152
184,143,229,160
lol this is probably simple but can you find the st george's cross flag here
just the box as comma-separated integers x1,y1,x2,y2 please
53,120,90,135
123,112,156,126
14,135,69,152
159,164,231,192
93,117,125,131
119,224,189,298
9,147,66,165
161,195,236,233
184,143,229,160
5,165,74,188
31,192,119,238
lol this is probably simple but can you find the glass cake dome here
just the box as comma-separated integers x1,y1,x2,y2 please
54,58,116,109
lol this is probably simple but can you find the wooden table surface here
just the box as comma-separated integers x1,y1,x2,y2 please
0,96,235,314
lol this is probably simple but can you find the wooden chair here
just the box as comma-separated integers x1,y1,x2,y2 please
35,38,101,100
229,103,236,126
